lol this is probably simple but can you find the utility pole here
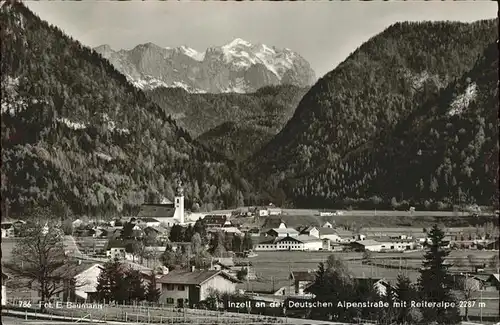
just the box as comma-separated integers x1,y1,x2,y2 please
480,289,483,322
288,260,291,295
247,259,250,292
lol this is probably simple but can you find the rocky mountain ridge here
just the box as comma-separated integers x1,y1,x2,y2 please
94,38,316,93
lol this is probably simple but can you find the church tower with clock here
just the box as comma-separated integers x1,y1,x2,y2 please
173,180,185,225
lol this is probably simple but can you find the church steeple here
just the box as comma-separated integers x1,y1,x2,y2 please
176,180,184,197
174,180,185,224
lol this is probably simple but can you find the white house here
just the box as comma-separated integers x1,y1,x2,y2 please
300,226,351,243
257,208,269,217
351,240,385,252
352,239,418,252
73,264,103,301
300,226,320,238
322,221,333,228
1,222,14,238
106,243,127,260
255,235,324,251
72,219,83,228
158,269,240,308
41,262,105,302
268,208,282,216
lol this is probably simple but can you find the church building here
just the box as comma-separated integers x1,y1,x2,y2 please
136,181,185,227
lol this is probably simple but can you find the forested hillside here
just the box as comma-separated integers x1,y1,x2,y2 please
249,20,498,208
289,41,499,209
197,122,275,162
146,84,308,137
0,1,255,217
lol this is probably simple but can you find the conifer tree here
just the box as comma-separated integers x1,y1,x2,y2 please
145,272,160,303
96,258,125,303
242,232,253,251
126,269,146,303
418,224,460,324
394,274,417,324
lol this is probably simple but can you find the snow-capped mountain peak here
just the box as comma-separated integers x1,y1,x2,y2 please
223,38,253,49
94,39,316,93
178,45,205,61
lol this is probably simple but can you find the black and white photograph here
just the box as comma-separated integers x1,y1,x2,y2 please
0,0,498,324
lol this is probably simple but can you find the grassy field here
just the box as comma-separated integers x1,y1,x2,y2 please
251,213,496,229
249,251,421,283
220,207,498,228
249,250,498,284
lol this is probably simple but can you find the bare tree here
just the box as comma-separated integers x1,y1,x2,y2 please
3,207,83,310
458,275,479,321
467,254,478,272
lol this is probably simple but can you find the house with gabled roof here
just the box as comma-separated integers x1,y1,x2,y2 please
265,221,299,238
299,225,353,243
322,221,333,228
255,235,325,251
18,261,104,303
290,271,316,295
157,269,241,307
202,215,231,228
486,273,500,291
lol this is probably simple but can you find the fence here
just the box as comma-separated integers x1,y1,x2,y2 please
4,300,285,324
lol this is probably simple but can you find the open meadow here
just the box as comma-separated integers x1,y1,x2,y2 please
249,251,421,283
249,250,499,284
223,208,498,229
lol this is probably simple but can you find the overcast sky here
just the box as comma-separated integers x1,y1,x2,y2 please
26,1,497,78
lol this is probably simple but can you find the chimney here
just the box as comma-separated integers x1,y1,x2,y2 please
191,266,195,272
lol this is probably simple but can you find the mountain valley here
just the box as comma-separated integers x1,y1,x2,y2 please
1,1,498,216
